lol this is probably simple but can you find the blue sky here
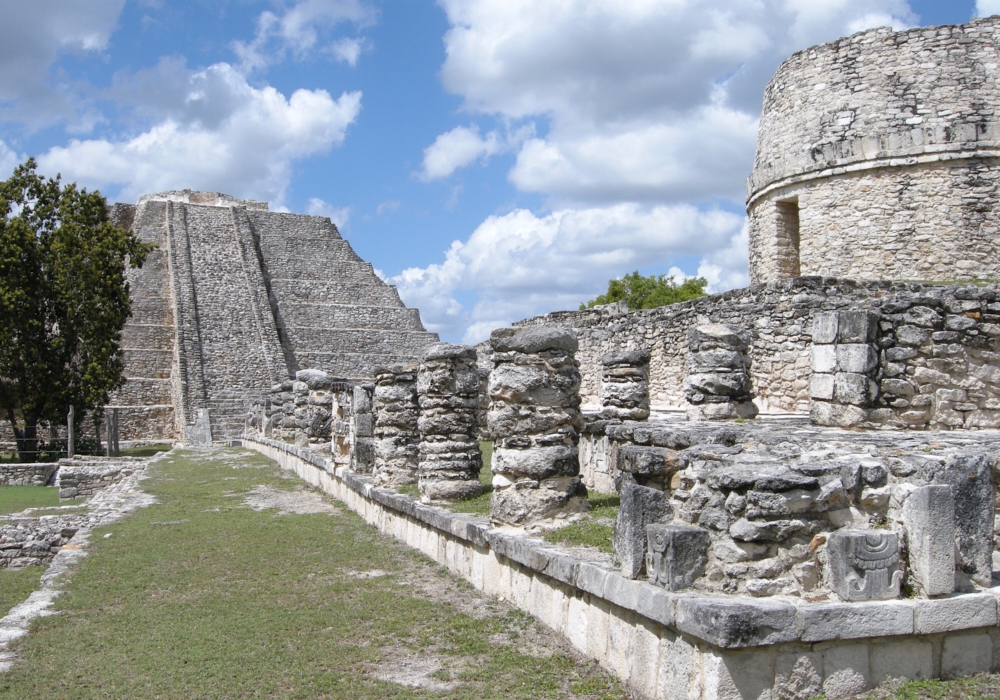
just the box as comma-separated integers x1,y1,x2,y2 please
0,0,984,342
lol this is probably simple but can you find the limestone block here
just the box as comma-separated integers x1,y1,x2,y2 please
687,324,751,352
870,639,933,685
774,653,822,700
675,597,797,647
613,483,672,579
810,373,835,400
811,345,837,373
833,373,877,406
821,644,871,699
616,445,686,482
645,523,710,591
489,477,587,525
798,601,914,642
827,530,902,602
685,372,751,397
812,312,839,344
930,454,995,587
902,484,955,596
492,444,578,480
836,311,879,344
914,594,998,635
941,632,993,680
836,344,879,373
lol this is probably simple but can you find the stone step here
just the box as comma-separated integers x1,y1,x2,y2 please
269,278,404,307
110,378,173,405
121,324,174,350
122,349,173,378
277,302,424,330
285,327,437,355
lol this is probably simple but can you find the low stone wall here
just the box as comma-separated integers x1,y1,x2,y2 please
54,457,145,500
516,278,1000,423
0,464,57,487
0,520,78,568
242,435,1000,700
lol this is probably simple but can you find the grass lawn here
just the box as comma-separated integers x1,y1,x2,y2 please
846,674,1000,699
0,486,60,515
0,447,627,699
0,567,45,618
119,443,173,458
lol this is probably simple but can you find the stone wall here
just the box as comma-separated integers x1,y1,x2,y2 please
516,278,1000,423
55,456,145,500
749,17,1000,284
0,464,57,487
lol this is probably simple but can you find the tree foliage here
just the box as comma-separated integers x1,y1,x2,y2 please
581,271,708,311
0,160,152,461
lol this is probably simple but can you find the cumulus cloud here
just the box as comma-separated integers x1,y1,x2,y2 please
978,1,1000,17
407,0,919,340
0,0,124,125
389,203,745,342
37,62,361,206
307,197,351,227
0,140,23,178
234,0,376,72
419,125,502,180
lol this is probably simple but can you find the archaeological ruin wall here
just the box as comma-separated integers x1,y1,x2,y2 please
748,17,1000,284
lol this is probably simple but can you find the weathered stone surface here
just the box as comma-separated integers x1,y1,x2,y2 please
827,530,902,602
418,344,482,502
490,325,578,354
902,485,955,596
613,483,672,579
932,455,994,587
675,597,797,648
646,523,710,591
488,326,587,524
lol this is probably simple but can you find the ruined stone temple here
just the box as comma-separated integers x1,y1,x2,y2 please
748,17,1000,284
107,190,438,444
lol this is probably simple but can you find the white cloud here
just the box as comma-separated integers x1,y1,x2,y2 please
37,62,361,206
978,1,1000,17
389,203,745,342
307,197,351,227
407,0,919,340
376,199,401,215
234,0,376,72
329,37,365,66
0,140,23,178
0,0,124,125
419,125,502,180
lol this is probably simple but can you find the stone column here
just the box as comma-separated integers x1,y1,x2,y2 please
373,364,420,487
488,326,588,525
417,343,483,501
684,324,758,420
350,384,375,473
601,349,650,420
809,310,880,427
296,369,335,445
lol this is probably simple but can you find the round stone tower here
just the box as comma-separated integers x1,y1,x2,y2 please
747,17,1000,284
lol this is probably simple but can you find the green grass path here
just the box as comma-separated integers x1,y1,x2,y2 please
0,448,627,700
0,486,59,515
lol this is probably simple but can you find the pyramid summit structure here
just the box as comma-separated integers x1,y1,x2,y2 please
108,190,438,443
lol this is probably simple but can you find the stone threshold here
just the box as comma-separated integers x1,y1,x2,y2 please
241,435,1000,699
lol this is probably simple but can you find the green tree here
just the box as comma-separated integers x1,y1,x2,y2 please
581,271,708,311
0,160,152,462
